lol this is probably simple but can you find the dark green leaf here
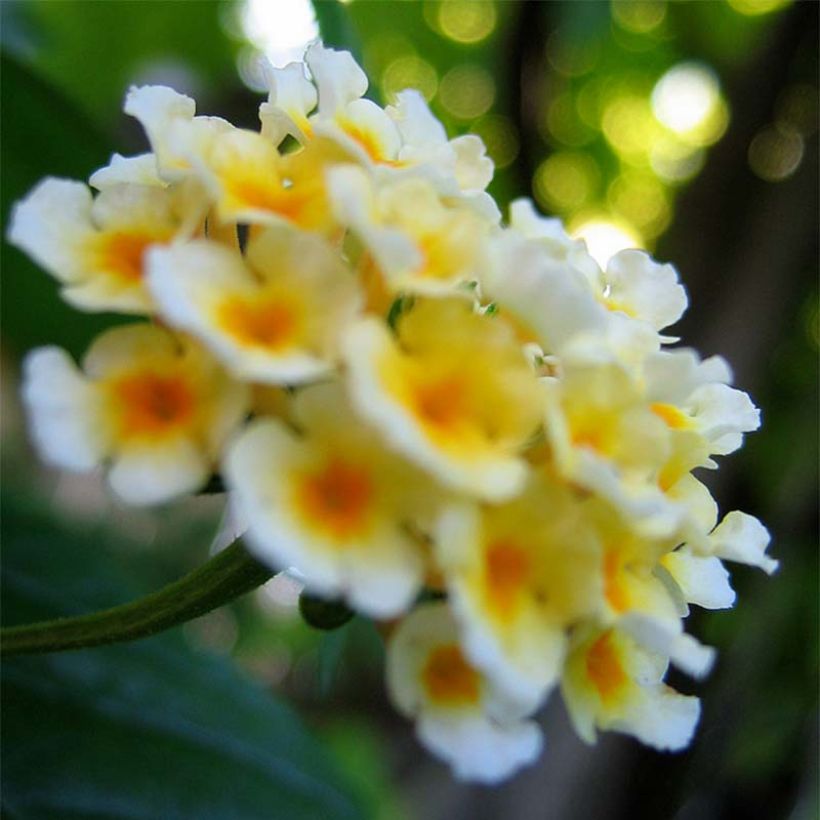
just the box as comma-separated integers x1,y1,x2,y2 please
1,54,121,360
1,496,367,820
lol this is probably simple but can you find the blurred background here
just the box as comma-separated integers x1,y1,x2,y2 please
1,1,817,818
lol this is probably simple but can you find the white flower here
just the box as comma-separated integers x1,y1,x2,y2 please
7,178,188,314
22,324,248,505
386,603,542,783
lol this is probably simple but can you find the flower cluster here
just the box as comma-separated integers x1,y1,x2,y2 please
9,44,775,783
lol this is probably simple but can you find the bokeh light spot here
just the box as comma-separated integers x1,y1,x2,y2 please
439,64,495,120
544,92,596,147
365,33,415,76
534,152,599,211
382,55,439,102
612,0,667,33
651,63,722,136
649,137,705,183
547,30,600,77
727,0,791,15
602,95,657,159
608,173,670,238
748,125,804,181
437,0,497,44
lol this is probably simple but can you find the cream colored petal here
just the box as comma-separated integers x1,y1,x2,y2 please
259,60,316,144
686,383,760,456
89,153,164,189
417,712,542,784
22,347,110,471
662,548,736,609
388,90,448,150
90,184,177,233
326,163,375,227
108,437,209,506
643,348,732,405
6,178,94,282
62,278,151,315
605,250,687,332
480,233,606,355
619,612,715,679
124,85,197,173
306,43,368,114
708,511,777,574
614,686,700,752
450,134,493,192
82,323,180,378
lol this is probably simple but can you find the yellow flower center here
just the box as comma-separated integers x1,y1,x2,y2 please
422,644,481,706
338,117,399,165
650,402,692,430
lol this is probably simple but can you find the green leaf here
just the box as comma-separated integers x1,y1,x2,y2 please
1,496,367,820
5,0,238,129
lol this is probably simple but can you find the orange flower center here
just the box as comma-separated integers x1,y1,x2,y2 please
226,176,312,225
484,540,531,618
586,631,627,705
297,459,374,540
603,551,630,613
111,371,195,439
422,644,481,706
218,296,300,351
96,231,160,284
414,374,469,431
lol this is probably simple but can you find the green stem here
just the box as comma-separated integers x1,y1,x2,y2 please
1,540,273,657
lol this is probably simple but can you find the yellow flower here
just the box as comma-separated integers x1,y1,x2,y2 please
148,225,361,384
562,626,700,751
344,297,543,500
175,127,347,233
543,361,679,536
224,382,436,617
436,472,602,710
328,165,494,297
22,324,248,505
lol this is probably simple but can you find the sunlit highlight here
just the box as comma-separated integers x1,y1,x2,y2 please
241,0,319,68
651,63,721,136
569,216,643,266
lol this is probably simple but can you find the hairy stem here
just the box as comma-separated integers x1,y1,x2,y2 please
1,540,273,657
